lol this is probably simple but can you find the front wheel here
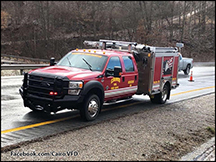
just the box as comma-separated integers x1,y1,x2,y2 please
80,94,101,121
150,84,169,104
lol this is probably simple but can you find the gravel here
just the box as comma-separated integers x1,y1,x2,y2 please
1,93,215,161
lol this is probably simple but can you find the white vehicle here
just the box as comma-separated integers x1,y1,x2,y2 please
178,53,193,75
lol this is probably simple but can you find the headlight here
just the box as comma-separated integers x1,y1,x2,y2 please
69,81,83,89
68,81,83,95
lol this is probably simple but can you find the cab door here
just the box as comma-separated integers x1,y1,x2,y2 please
103,56,124,101
121,56,138,94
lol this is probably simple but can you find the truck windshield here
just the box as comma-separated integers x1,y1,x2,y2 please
57,52,108,72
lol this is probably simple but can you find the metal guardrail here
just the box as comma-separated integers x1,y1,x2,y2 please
1,64,49,74
1,54,50,64
1,64,49,70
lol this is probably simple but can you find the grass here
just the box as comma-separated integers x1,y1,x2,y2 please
206,126,215,134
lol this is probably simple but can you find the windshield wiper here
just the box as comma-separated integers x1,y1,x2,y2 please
66,57,72,67
82,58,92,71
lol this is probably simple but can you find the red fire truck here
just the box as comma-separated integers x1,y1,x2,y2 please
19,39,180,121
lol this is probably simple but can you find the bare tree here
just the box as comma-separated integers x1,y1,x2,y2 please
1,1,215,61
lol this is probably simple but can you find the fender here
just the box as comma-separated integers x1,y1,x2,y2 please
80,80,105,102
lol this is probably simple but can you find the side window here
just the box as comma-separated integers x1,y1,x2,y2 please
122,56,134,72
106,57,122,76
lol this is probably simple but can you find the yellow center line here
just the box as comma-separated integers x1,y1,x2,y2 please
1,116,74,134
1,86,215,134
171,86,215,96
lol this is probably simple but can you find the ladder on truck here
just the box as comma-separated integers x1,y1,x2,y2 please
83,39,137,52
83,39,181,54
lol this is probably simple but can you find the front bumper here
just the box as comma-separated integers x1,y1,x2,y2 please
19,87,84,113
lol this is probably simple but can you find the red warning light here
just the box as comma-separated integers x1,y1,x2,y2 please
50,91,58,95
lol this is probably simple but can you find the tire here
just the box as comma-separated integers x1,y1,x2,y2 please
184,64,191,75
160,84,169,104
150,84,169,104
80,94,101,121
150,95,158,103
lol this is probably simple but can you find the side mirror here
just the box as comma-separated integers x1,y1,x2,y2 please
50,57,56,66
105,69,113,77
114,66,122,78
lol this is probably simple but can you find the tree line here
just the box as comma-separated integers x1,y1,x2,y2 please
1,1,215,61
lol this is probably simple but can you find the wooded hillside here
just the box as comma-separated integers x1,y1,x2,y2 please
1,1,215,61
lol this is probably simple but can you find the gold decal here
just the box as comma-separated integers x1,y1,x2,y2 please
111,77,121,84
111,86,119,90
128,80,134,84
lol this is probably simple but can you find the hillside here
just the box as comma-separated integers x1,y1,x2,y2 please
1,1,215,62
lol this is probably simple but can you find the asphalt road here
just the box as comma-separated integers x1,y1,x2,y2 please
1,90,215,161
1,65,215,149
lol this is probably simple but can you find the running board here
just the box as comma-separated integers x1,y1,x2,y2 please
103,97,133,106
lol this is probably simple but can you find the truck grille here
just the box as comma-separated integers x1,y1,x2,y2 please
27,74,68,99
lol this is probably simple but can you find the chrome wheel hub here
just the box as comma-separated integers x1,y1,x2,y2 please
88,99,99,118
162,87,168,101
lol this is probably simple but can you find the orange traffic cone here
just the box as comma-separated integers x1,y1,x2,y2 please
188,70,194,82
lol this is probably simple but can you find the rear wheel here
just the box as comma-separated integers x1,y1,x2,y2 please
184,64,191,75
150,84,169,104
80,94,101,121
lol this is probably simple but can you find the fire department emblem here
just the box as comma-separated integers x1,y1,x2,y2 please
163,57,173,75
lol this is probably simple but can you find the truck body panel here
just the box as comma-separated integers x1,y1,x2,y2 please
153,56,162,92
